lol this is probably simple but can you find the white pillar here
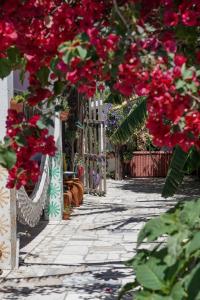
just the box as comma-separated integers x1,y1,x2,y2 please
45,115,63,222
0,74,17,270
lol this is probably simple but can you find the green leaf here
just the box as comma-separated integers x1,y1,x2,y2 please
186,231,200,256
135,285,186,300
170,282,187,300
62,51,74,64
37,66,50,86
135,291,167,300
15,135,27,147
44,118,54,127
137,213,177,245
162,146,188,198
50,56,59,72
175,79,185,90
135,291,178,300
0,147,17,170
184,262,200,300
7,47,21,66
36,119,46,130
134,258,167,291
186,81,198,93
125,249,148,267
77,46,87,59
111,97,147,144
165,231,189,266
53,81,65,95
182,68,193,80
184,148,200,174
104,93,123,104
0,58,11,79
19,58,27,82
179,198,200,227
58,41,71,53
118,281,137,299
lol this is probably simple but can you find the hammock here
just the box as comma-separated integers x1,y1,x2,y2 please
16,155,50,227
16,112,62,227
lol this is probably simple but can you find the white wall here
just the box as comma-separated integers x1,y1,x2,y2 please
0,73,17,271
0,73,13,140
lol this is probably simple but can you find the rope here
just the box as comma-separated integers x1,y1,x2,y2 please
16,155,50,227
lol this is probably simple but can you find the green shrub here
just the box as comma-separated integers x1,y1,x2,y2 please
119,198,200,300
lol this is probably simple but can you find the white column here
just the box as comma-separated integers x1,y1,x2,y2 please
45,115,63,222
0,74,17,270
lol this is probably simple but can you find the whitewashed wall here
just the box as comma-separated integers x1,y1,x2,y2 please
0,74,17,270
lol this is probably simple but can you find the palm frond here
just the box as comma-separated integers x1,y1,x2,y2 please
184,147,200,174
162,146,189,198
110,97,147,144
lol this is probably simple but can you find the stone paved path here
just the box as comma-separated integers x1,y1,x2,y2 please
0,178,199,300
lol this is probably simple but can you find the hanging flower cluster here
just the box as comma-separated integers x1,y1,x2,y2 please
0,0,199,187
147,59,200,152
5,110,56,189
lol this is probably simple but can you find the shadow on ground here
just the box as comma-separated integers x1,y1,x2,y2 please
17,221,48,249
114,176,200,198
0,263,133,300
1,177,199,300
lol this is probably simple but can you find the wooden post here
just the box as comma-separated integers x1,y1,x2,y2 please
115,145,122,180
0,74,17,270
100,98,107,194
88,99,93,193
98,98,103,195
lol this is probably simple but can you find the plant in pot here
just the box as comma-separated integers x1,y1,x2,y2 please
63,205,72,220
10,94,26,113
60,99,70,121
74,153,84,182
64,189,72,207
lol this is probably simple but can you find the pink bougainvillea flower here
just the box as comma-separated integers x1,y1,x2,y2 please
164,11,179,26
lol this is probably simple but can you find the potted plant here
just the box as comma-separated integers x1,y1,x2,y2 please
10,94,25,113
63,205,72,220
74,153,85,183
60,99,70,121
64,189,72,207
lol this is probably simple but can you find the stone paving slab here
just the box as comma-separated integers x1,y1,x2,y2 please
0,177,199,300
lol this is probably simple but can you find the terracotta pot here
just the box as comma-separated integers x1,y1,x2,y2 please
60,111,69,121
73,178,84,189
64,190,72,208
67,181,80,207
71,178,84,204
66,178,84,205
10,100,23,113
63,212,70,220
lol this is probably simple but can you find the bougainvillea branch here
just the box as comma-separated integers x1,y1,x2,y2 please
0,0,199,187
5,110,56,189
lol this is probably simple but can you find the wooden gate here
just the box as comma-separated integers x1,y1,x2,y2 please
83,98,106,195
